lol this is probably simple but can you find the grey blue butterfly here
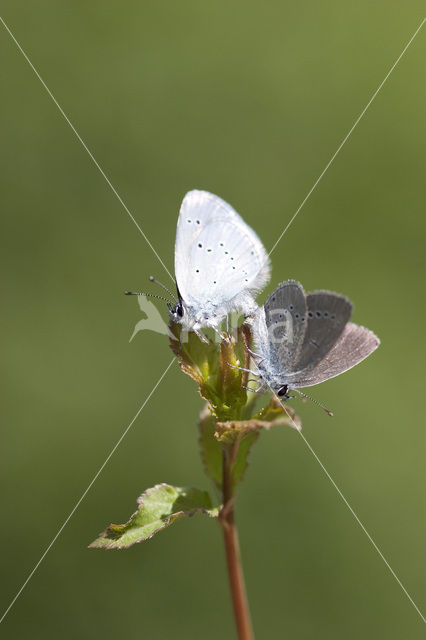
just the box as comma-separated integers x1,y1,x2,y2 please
246,280,379,410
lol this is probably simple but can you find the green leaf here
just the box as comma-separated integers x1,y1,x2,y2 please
169,323,223,409
169,322,250,422
198,405,223,489
216,397,301,487
89,484,218,550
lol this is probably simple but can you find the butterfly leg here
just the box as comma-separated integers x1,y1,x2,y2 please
194,329,210,344
242,384,264,394
227,362,258,376
225,315,235,342
246,346,264,359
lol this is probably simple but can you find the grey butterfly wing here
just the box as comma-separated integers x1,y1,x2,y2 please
290,322,380,388
294,291,353,371
263,280,307,370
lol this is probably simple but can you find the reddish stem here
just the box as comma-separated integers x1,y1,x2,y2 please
219,449,254,640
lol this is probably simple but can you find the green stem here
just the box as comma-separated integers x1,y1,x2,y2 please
219,449,254,640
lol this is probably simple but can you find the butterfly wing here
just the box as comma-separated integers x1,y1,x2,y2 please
288,322,380,388
294,291,353,372
263,280,307,370
175,190,270,308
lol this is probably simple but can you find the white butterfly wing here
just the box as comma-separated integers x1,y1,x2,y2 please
175,190,270,307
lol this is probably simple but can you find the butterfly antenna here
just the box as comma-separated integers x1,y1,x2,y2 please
124,291,173,308
149,276,177,301
293,389,334,417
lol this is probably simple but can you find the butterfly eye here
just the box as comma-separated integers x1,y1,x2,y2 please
176,304,184,318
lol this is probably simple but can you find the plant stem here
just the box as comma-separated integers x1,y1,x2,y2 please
219,449,254,640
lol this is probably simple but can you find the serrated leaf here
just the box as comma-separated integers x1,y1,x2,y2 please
89,484,217,550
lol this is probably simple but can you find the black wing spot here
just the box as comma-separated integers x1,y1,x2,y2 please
308,311,313,318
331,314,336,319
187,219,192,223
290,305,294,310
207,248,212,252
198,243,202,248
295,313,300,319
220,242,224,246
324,311,329,317
315,311,322,318
195,269,199,273
196,219,200,224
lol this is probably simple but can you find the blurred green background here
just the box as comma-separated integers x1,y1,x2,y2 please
1,2,425,638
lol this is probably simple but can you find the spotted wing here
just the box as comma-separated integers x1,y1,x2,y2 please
294,291,353,372
288,322,380,388
175,190,270,308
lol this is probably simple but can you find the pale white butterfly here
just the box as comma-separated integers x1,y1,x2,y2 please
169,190,271,338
